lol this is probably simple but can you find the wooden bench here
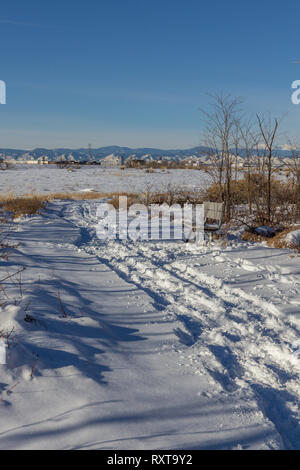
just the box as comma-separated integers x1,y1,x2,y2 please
185,201,224,242
204,201,224,235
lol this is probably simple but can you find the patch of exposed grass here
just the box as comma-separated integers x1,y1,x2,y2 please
109,189,204,209
0,187,206,218
241,231,271,243
241,225,300,251
0,193,47,218
0,191,136,218
266,226,300,250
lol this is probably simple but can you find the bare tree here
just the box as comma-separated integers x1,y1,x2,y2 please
239,120,259,212
203,132,225,200
256,114,279,223
201,94,243,219
232,119,242,184
285,141,300,221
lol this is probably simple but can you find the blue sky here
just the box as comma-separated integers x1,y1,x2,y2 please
0,0,300,149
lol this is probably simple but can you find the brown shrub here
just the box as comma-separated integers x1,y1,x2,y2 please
206,175,294,206
108,188,204,209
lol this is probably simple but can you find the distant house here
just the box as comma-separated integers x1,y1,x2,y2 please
16,153,39,164
37,156,49,164
101,154,123,167
4,157,17,166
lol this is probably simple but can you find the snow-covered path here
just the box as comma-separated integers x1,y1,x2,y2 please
1,200,300,449
64,200,300,449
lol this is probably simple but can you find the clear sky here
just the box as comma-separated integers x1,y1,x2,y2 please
1,0,300,149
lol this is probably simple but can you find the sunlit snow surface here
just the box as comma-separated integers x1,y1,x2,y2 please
0,165,212,195
1,192,300,448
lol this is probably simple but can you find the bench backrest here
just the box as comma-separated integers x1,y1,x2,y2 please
204,201,224,224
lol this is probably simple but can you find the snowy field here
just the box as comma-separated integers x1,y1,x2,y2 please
0,199,300,449
0,165,212,195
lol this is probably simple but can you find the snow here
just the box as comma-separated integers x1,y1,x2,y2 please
0,165,211,195
286,229,300,247
1,199,300,449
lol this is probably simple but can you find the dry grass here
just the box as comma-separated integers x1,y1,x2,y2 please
0,187,206,218
109,189,205,209
241,225,300,251
240,231,271,243
0,194,47,218
0,191,130,218
206,175,295,206
267,226,300,250
109,193,141,209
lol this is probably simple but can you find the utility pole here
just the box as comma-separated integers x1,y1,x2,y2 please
88,143,93,162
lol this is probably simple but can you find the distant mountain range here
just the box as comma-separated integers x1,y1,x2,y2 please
0,145,297,162
0,146,211,162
